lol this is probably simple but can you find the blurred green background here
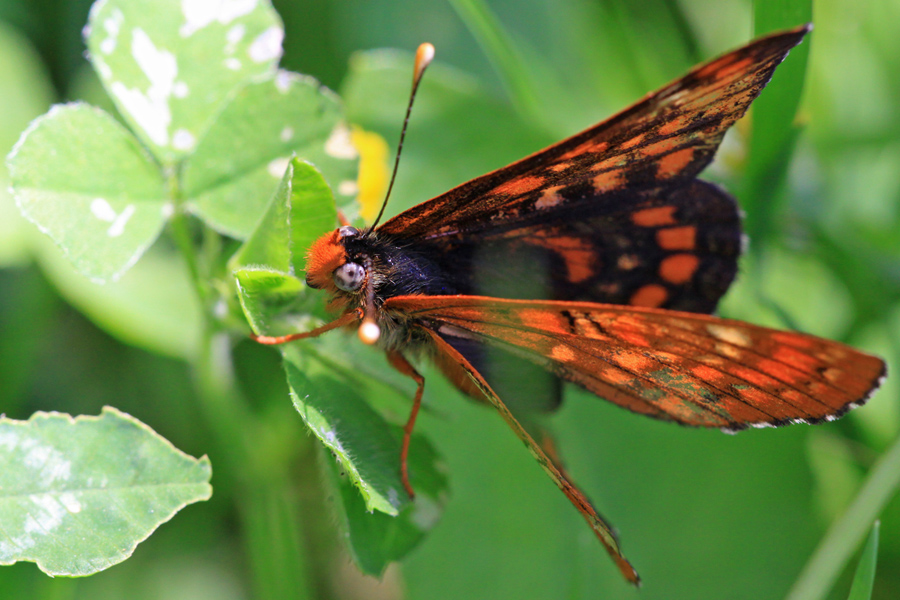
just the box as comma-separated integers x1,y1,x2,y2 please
1,0,898,599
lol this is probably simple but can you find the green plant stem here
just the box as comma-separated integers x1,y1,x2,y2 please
168,209,211,315
195,326,316,599
786,433,900,600
169,194,316,597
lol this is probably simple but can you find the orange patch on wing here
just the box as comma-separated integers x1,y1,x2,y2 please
549,162,572,173
659,253,699,284
631,205,677,227
657,115,689,137
488,175,545,197
657,147,695,178
535,185,565,209
558,140,608,161
526,234,597,284
602,366,635,386
551,345,576,362
592,169,624,193
517,308,563,333
630,284,668,307
621,133,646,149
711,57,755,81
638,136,682,158
656,226,696,250
695,56,753,80
614,351,657,374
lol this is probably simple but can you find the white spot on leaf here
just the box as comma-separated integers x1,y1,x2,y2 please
110,28,177,147
173,81,189,98
0,430,18,451
226,23,246,52
280,126,294,142
107,205,136,238
98,8,123,54
91,199,136,237
248,26,283,63
172,129,196,150
91,198,117,222
180,0,259,37
227,23,246,44
275,70,293,93
59,492,82,514
224,57,241,70
100,37,116,54
27,494,66,533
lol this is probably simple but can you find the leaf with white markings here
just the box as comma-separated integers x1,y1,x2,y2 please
86,0,283,163
0,407,212,576
8,103,168,282
184,72,357,238
8,0,356,281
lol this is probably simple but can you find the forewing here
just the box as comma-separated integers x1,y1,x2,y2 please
388,295,885,430
379,26,809,241
424,179,740,314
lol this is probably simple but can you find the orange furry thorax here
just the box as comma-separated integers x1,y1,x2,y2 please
305,230,346,293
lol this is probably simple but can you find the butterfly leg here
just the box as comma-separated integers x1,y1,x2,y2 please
386,350,424,499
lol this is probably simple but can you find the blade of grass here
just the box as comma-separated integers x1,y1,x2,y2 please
785,432,900,600
847,521,880,600
742,0,813,247
447,0,543,123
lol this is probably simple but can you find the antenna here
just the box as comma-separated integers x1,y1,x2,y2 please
368,42,435,230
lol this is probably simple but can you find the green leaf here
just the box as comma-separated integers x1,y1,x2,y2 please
230,158,338,275
847,521,879,600
234,267,318,337
0,407,212,576
8,103,168,282
283,347,407,516
231,160,295,273
183,71,356,238
85,0,283,163
286,160,340,274
325,432,448,576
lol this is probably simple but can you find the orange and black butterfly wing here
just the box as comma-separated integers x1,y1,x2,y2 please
398,293,883,580
378,26,809,313
419,179,740,312
388,295,885,430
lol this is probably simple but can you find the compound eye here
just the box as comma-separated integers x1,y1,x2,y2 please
333,262,365,292
338,226,358,238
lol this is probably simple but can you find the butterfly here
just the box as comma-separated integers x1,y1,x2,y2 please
254,24,886,584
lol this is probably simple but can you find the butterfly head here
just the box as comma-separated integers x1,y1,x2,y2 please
305,225,382,344
305,226,362,293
